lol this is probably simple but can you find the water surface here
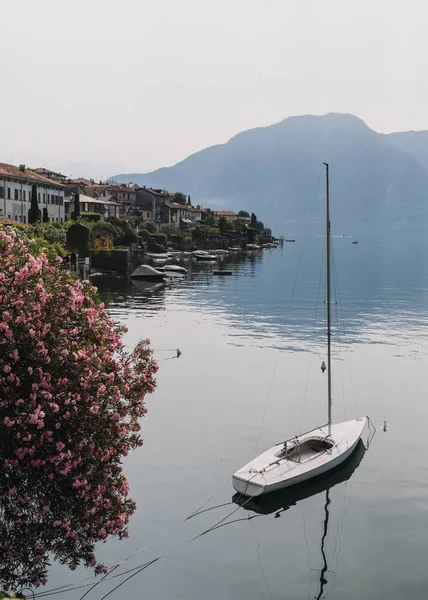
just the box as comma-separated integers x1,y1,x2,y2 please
44,230,428,599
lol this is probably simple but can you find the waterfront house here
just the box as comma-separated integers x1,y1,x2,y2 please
0,162,65,223
164,202,204,228
34,167,67,183
213,210,238,221
136,200,153,223
84,183,136,216
136,187,175,228
64,194,120,221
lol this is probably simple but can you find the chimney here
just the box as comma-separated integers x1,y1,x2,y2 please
19,164,26,172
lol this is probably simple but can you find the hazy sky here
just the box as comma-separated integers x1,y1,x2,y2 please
2,0,428,177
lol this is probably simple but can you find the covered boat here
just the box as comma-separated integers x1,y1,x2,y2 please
130,265,166,281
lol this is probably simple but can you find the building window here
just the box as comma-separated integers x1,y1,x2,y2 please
23,190,26,201
23,215,26,224
38,192,41,202
7,188,10,199
43,193,46,203
7,214,11,219
60,197,63,206
14,189,18,200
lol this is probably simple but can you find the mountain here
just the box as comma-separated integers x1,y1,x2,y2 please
111,113,428,231
385,130,428,174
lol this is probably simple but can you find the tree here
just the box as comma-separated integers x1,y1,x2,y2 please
238,210,250,218
251,212,257,228
74,193,80,219
187,195,192,205
203,209,216,228
42,207,49,223
143,221,156,233
29,185,40,224
66,222,90,254
160,223,179,236
173,192,187,205
0,224,157,590
218,216,227,234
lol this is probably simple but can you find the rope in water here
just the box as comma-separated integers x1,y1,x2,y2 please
34,474,234,599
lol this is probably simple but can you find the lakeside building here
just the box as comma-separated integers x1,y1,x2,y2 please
135,187,175,226
83,182,138,216
34,167,67,183
213,210,238,221
64,194,120,221
0,162,65,223
164,202,203,228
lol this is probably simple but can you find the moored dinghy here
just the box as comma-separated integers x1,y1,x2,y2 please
232,163,370,497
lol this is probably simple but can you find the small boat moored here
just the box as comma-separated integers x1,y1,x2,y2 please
193,250,217,261
156,264,187,274
232,163,371,497
130,265,166,281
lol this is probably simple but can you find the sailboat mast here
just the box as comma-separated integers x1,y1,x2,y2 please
324,162,332,433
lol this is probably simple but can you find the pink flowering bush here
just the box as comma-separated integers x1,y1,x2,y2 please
0,225,158,590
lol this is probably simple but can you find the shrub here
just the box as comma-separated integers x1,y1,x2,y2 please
80,213,101,223
90,248,129,273
66,223,90,254
28,223,67,247
0,225,157,590
154,233,167,247
89,222,118,250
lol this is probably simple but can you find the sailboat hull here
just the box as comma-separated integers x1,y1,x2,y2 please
232,417,367,497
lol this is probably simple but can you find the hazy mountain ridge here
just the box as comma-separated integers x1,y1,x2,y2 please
111,113,428,230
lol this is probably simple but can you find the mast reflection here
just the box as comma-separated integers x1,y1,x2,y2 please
233,440,367,599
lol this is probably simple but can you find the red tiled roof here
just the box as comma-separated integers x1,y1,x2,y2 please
165,202,202,212
34,167,64,177
0,162,64,187
138,187,174,198
213,210,237,216
85,184,135,196
0,216,23,226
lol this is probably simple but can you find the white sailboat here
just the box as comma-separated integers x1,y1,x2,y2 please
232,163,368,497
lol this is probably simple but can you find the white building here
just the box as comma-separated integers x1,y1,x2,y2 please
0,163,65,224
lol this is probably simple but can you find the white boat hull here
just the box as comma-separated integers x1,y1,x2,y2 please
233,418,367,497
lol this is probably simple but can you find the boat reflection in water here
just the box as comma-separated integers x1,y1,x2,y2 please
233,440,367,599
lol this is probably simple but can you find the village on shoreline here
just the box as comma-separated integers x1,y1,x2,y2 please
0,162,281,274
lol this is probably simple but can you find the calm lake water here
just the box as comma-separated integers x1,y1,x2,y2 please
44,227,428,599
